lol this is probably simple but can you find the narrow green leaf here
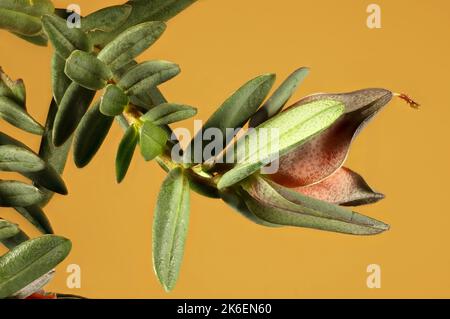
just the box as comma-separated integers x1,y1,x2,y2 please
0,235,71,299
97,22,166,72
14,206,53,234
38,100,71,174
115,124,139,183
141,103,197,125
51,53,71,105
186,74,276,164
0,220,19,241
0,180,44,207
117,60,180,96
0,8,42,36
0,131,67,195
53,82,96,146
153,167,190,292
0,96,43,134
74,101,114,168
0,145,45,172
249,67,310,127
82,4,132,33
217,99,345,189
65,50,112,90
100,84,129,116
0,0,54,17
12,31,48,46
42,14,92,59
139,121,168,161
37,100,71,206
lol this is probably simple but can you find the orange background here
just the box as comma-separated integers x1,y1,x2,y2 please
0,0,449,298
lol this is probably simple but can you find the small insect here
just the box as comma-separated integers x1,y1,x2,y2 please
395,93,420,109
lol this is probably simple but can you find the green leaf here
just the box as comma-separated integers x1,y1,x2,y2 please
0,0,54,17
37,100,72,206
42,14,92,59
38,100,71,173
140,103,197,125
0,235,71,299
64,50,112,91
117,60,180,96
153,167,190,292
94,0,197,47
74,101,114,168
100,84,129,116
115,124,139,183
0,8,42,36
187,176,219,199
0,180,44,207
0,145,45,172
220,188,279,227
81,4,132,34
186,74,275,163
53,82,96,146
14,206,53,234
51,53,71,105
0,67,26,106
217,99,345,189
12,31,48,46
97,22,166,72
139,121,168,161
243,177,389,235
1,230,29,250
0,96,43,134
0,131,67,195
249,67,310,127
0,220,19,241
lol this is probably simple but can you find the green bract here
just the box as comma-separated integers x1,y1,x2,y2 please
217,99,345,189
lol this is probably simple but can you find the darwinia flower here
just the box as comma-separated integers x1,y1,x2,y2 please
221,88,419,235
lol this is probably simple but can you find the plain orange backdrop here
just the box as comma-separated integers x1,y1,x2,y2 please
0,0,448,298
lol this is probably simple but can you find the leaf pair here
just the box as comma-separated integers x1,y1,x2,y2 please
115,120,169,183
99,60,181,116
0,235,71,299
